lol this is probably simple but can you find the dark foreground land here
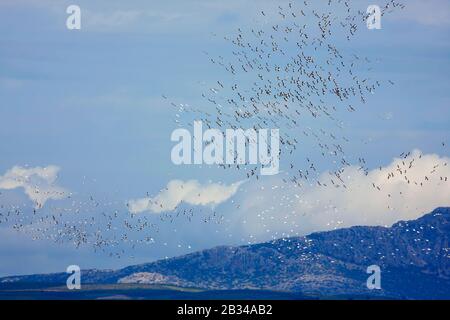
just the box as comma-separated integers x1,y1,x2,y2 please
0,283,391,300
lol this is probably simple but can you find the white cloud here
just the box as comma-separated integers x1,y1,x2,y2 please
390,0,450,27
237,150,450,238
128,179,244,214
0,77,24,90
83,10,144,30
0,165,68,208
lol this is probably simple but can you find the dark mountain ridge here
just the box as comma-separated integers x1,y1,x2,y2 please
1,207,449,299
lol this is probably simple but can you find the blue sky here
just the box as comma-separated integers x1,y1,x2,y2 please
0,0,449,276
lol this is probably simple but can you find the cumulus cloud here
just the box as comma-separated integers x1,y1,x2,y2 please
128,179,244,214
237,150,450,238
0,165,67,208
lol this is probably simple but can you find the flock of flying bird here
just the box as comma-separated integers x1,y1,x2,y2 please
0,0,449,259
172,0,406,186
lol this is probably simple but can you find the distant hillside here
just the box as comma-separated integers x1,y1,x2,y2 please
1,207,449,299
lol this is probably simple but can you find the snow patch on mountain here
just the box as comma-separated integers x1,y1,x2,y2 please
118,272,177,284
